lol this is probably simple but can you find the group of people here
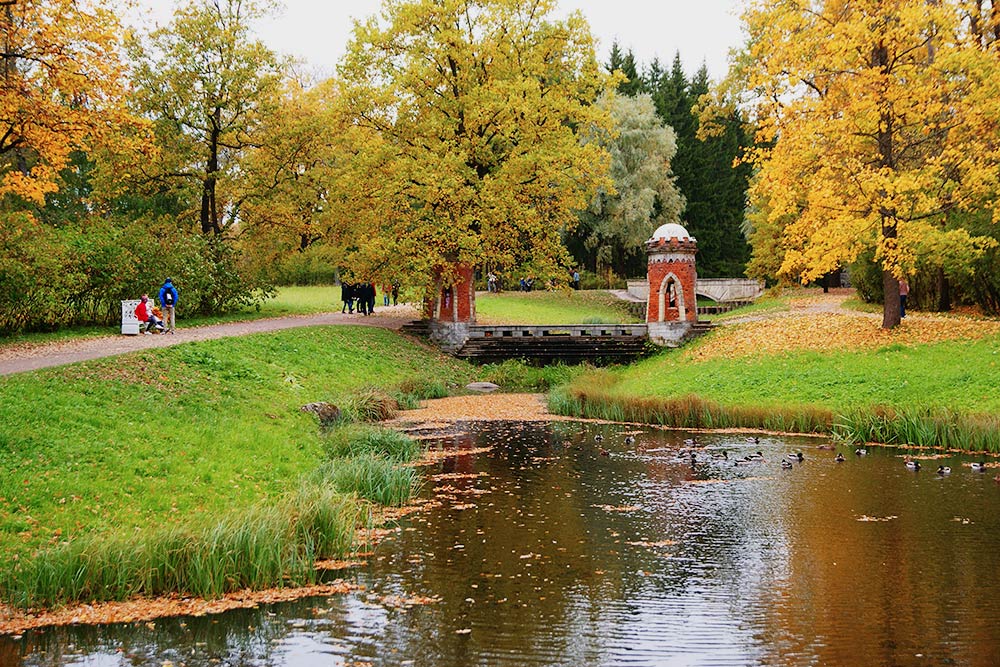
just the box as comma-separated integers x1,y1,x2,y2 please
135,278,179,334
341,282,376,315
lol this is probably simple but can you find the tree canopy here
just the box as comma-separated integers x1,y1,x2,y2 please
736,0,1000,327
336,0,614,293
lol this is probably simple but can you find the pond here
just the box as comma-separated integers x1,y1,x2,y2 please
4,421,1000,666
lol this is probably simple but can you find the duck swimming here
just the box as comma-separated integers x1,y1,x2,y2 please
905,459,921,470
781,460,793,469
786,452,804,462
855,448,868,456
835,453,846,462
594,434,604,443
711,450,729,461
683,437,699,446
746,436,760,444
624,435,636,445
971,462,987,472
937,465,952,475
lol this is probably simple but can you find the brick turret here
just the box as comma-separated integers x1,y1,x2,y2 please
646,223,698,346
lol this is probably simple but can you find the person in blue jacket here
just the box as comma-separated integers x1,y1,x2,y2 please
158,278,179,333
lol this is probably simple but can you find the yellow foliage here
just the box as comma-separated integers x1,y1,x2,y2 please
336,0,615,290
0,0,130,203
734,0,1000,325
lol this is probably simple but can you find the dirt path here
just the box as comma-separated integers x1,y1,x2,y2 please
0,305,421,376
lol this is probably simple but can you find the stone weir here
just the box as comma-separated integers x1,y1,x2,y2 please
400,321,714,365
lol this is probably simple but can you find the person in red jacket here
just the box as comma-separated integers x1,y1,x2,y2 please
135,295,158,334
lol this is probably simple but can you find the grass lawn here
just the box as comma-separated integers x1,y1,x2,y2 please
608,336,1000,414
475,289,641,325
0,326,474,563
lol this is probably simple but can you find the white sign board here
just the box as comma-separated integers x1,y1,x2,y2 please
121,299,141,335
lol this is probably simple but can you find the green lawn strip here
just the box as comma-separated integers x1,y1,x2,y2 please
556,334,1000,450
710,294,791,322
0,327,474,563
475,290,641,325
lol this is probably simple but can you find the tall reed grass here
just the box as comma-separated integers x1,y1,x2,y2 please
316,455,419,507
324,425,420,462
835,406,1000,453
2,486,366,608
548,386,834,434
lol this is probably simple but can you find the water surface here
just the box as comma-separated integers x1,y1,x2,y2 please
5,421,1000,666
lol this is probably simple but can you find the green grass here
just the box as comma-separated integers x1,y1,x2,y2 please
3,484,366,607
0,327,473,563
711,293,791,322
551,334,1000,452
475,290,641,325
323,425,421,463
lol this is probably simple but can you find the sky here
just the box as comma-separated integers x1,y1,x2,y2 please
133,0,745,81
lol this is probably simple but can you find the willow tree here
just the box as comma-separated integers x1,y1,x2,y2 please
573,92,685,279
337,0,614,294
739,0,1000,328
0,0,128,204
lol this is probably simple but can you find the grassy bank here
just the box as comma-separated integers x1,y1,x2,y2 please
0,327,476,607
551,329,1000,452
475,290,641,325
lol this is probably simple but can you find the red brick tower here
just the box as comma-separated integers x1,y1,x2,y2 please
427,264,476,350
646,223,698,346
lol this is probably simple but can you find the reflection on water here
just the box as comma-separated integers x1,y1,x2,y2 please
5,421,1000,666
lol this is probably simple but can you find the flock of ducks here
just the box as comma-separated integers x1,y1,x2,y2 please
592,431,997,478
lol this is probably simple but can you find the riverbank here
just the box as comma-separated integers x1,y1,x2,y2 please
552,291,1000,451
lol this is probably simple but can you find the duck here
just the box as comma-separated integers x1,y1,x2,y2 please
905,459,921,470
749,451,766,461
781,460,793,470
937,465,952,475
971,462,987,472
594,434,604,443
683,436,699,446
711,450,729,461
786,451,804,462
624,435,636,445
817,444,835,450
835,453,846,462
855,448,868,456
746,436,760,444
599,448,610,457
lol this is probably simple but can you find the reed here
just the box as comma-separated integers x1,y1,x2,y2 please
344,387,400,422
317,455,419,507
835,406,1000,453
323,425,420,463
1,486,365,609
549,387,834,434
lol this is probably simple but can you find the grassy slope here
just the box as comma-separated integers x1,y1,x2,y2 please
475,290,641,325
609,336,1000,413
0,327,474,559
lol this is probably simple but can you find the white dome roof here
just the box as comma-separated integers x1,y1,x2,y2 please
650,223,694,242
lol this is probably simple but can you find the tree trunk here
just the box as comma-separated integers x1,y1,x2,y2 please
882,269,901,329
201,108,222,235
935,267,951,312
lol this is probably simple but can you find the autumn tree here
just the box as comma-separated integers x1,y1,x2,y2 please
128,0,284,235
237,76,372,280
0,0,128,204
737,0,1000,328
569,92,685,279
337,0,614,296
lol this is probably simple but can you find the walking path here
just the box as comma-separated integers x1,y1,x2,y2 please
0,306,421,376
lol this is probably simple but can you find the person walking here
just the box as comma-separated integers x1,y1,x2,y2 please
158,278,179,333
341,282,355,314
899,279,910,318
